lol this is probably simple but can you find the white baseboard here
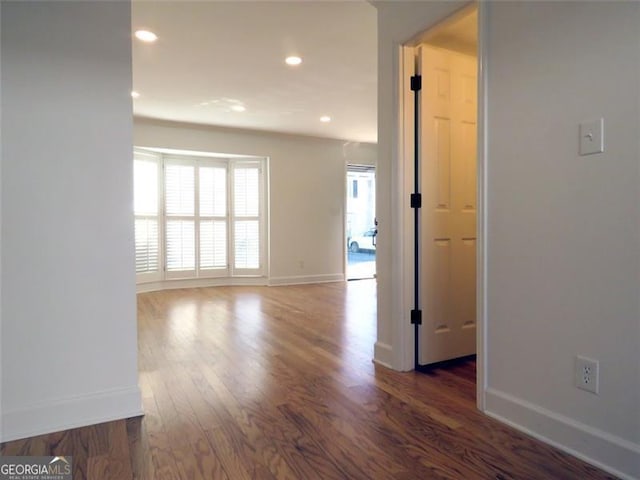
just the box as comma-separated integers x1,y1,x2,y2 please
137,274,344,292
1,385,143,443
485,388,640,480
373,341,393,369
137,276,268,293
268,273,344,286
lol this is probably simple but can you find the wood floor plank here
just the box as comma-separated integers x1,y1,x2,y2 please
126,417,156,480
140,386,183,479
280,373,474,479
87,454,133,480
199,364,306,480
203,426,255,480
1,281,620,480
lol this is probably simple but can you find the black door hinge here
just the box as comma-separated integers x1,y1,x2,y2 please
410,75,422,92
410,193,422,209
410,309,422,325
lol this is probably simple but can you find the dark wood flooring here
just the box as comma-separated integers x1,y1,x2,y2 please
1,281,618,479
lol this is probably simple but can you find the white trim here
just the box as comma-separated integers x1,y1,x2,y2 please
1,385,143,443
485,388,640,480
373,341,394,369
137,275,268,293
476,0,489,412
268,273,344,287
387,44,415,372
398,44,415,372
139,146,256,159
137,274,343,293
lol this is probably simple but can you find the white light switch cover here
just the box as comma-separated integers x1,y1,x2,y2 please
579,118,604,156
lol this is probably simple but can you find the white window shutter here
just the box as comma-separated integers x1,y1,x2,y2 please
134,160,158,215
165,164,195,216
234,220,259,269
200,166,226,217
166,219,195,271
234,166,259,217
199,165,228,271
134,154,160,277
135,218,158,273
200,220,227,269
233,164,261,271
165,162,195,273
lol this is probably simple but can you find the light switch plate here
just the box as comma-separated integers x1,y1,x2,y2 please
579,118,604,156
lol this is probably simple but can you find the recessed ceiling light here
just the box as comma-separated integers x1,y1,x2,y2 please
131,91,140,99
285,56,302,66
231,105,246,112
320,116,331,123
135,30,158,43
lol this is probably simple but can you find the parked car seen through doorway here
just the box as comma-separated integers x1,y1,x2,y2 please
348,228,377,252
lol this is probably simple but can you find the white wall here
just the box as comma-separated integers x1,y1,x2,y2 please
134,118,377,286
1,2,142,441
484,3,639,478
376,1,640,478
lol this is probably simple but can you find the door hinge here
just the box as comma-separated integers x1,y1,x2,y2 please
410,75,422,92
411,309,422,325
410,193,422,209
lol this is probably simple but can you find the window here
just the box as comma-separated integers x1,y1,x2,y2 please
134,151,161,282
134,149,267,284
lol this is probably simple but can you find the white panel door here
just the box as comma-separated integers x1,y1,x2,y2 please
419,45,477,365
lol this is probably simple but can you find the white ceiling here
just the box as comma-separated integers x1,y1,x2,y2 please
131,1,378,143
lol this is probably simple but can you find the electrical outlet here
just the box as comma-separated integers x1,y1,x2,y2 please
575,355,599,394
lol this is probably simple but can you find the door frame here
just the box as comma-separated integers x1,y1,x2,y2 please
395,1,488,410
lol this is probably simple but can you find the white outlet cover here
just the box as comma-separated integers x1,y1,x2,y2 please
575,355,599,394
579,118,604,156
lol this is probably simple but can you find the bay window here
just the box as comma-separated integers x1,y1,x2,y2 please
133,149,267,285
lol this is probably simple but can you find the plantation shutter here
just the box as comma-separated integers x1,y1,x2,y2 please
135,218,158,273
134,150,266,285
165,163,195,273
199,165,228,270
134,151,161,280
233,163,261,271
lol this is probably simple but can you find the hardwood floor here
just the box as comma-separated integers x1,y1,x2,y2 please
1,281,618,479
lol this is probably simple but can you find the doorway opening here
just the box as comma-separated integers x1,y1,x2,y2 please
404,4,479,372
346,165,376,280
